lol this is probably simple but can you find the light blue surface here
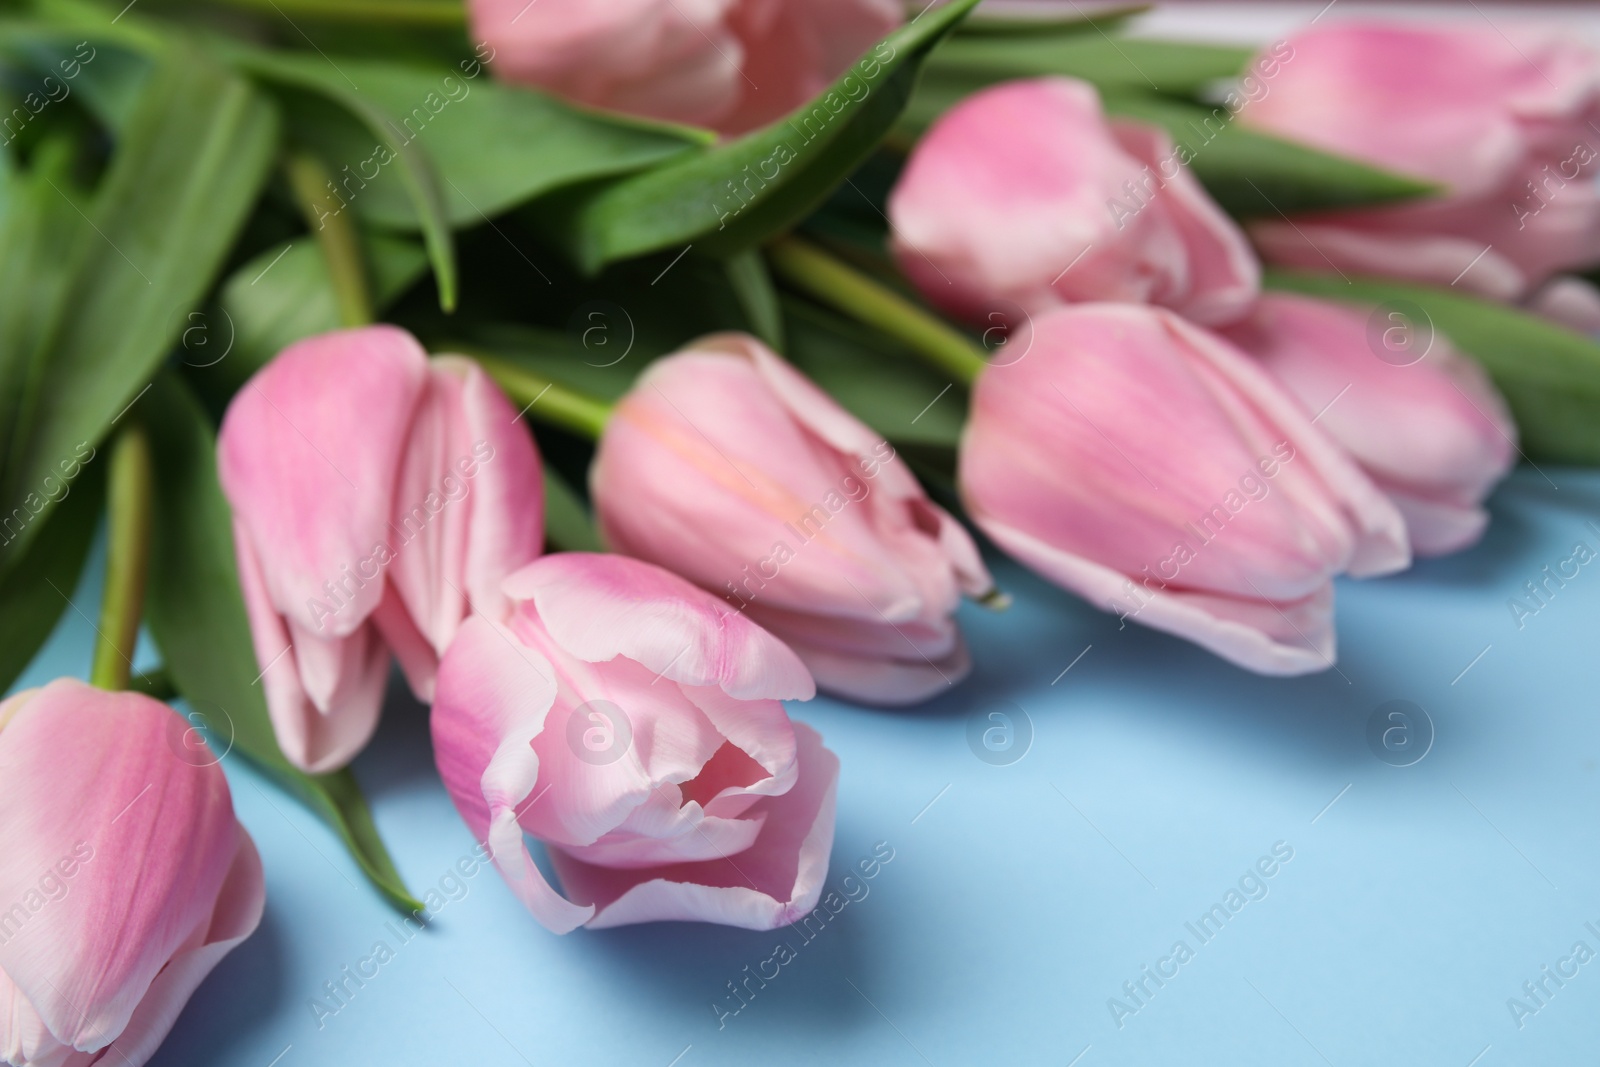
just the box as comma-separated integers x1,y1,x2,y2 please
14,467,1600,1066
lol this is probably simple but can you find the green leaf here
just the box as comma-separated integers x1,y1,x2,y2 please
925,33,1250,95
1101,93,1439,216
725,249,785,351
541,0,982,273
956,2,1148,36
1265,269,1600,465
192,232,429,401
541,462,603,554
141,371,421,913
246,52,703,231
223,47,458,311
0,460,101,696
0,47,278,577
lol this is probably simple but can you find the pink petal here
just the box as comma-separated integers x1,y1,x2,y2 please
502,553,815,702
217,326,427,637
549,722,840,930
788,636,972,706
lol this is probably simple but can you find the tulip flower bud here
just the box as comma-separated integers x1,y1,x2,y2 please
1220,293,1518,556
960,303,1410,674
219,326,544,772
888,77,1260,327
431,552,838,932
592,333,994,706
0,680,262,1067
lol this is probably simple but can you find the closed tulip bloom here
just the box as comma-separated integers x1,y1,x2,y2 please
469,0,899,136
889,77,1260,326
1243,23,1600,300
961,303,1410,674
592,333,994,706
219,326,543,773
0,680,263,1067
431,553,838,932
1220,293,1517,557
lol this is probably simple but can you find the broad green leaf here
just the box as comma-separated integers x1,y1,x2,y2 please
956,3,1148,36
1266,269,1600,465
243,52,703,232
542,462,603,554
0,47,278,577
142,371,421,912
222,46,458,311
1101,93,1438,216
194,232,429,400
923,33,1250,96
541,0,983,273
0,460,101,695
784,298,965,451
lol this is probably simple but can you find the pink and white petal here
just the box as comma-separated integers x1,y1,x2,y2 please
974,515,1337,675
441,356,546,622
678,683,797,788
370,585,440,703
560,809,766,869
791,635,972,707
431,616,594,934
0,682,239,1053
217,326,428,636
88,828,264,1067
550,723,839,930
1248,220,1528,300
503,553,815,701
1527,275,1600,335
1385,488,1492,558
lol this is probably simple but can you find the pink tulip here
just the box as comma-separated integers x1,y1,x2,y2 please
469,0,900,136
218,326,543,773
431,552,838,932
0,680,263,1067
960,303,1410,674
1220,293,1517,557
591,333,994,706
1242,23,1600,300
1528,275,1600,335
888,77,1260,327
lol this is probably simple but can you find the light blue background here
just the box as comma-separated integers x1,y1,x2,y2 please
14,466,1600,1066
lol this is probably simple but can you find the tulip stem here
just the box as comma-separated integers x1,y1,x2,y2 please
767,235,989,386
471,355,614,441
90,425,153,692
286,151,374,328
209,0,466,25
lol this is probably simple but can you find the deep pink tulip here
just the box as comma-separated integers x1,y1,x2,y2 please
431,552,838,932
218,326,543,773
1220,293,1517,557
960,303,1410,674
0,680,263,1067
469,0,899,136
591,333,994,706
888,77,1260,326
1243,23,1600,299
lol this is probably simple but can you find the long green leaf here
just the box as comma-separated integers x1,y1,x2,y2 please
142,372,421,912
0,47,278,576
1266,269,1600,465
926,34,1250,94
541,0,983,273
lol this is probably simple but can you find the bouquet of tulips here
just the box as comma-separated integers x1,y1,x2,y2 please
3,0,1599,1062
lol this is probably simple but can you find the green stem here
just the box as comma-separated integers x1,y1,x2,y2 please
90,425,152,691
767,235,988,386
286,152,374,328
210,0,466,25
472,355,614,441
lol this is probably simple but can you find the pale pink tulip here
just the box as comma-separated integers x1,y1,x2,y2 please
0,680,263,1067
1528,275,1600,335
591,334,994,706
469,0,899,136
889,77,1260,326
1221,293,1517,557
431,552,838,932
1243,23,1600,300
218,326,543,773
960,303,1410,674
